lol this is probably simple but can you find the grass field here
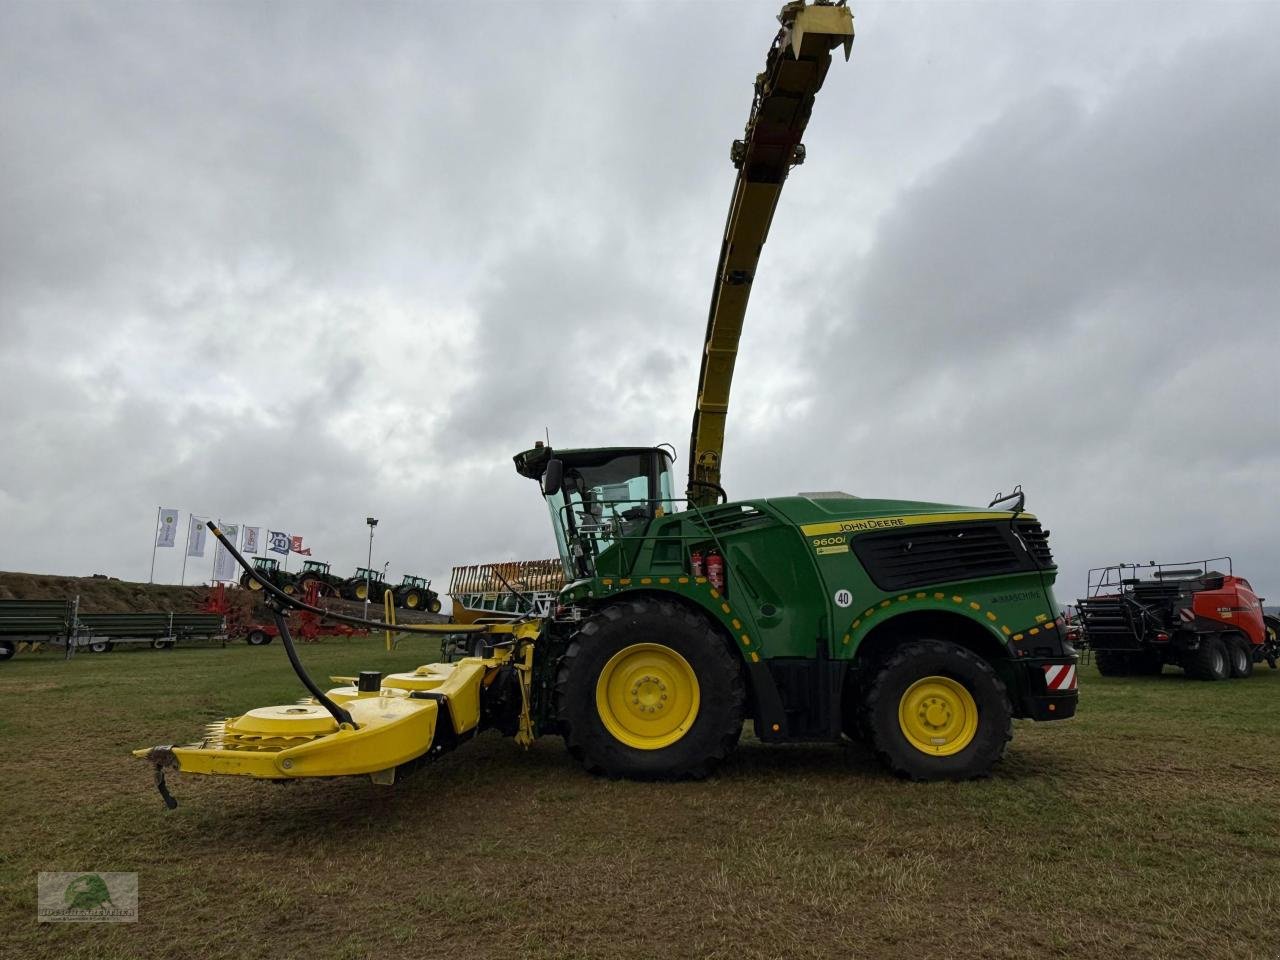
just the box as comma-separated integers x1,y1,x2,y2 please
2,639,1279,960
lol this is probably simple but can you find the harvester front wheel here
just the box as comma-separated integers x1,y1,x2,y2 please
557,598,745,780
863,639,1011,781
246,630,272,646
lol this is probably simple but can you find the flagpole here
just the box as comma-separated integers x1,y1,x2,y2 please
211,518,220,584
148,506,161,584
180,515,193,586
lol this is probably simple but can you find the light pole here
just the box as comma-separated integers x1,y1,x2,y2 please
365,517,378,617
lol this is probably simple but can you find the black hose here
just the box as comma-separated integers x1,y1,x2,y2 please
269,604,356,729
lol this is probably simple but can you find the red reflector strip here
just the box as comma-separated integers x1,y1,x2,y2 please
1043,664,1077,691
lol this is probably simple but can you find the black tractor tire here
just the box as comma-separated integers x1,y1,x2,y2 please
401,589,422,610
1132,649,1163,676
0,641,15,661
1186,636,1230,681
556,597,745,780
282,581,299,596
863,639,1012,781
246,630,272,646
240,572,262,592
1093,650,1135,677
1225,635,1253,679
428,596,442,614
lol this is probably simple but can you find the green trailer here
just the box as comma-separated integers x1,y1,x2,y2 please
0,598,226,658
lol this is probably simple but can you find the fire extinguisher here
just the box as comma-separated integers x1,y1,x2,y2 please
706,551,726,593
690,549,704,578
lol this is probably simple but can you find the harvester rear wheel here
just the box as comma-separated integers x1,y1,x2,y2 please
246,630,271,646
1225,635,1253,679
1186,636,1229,681
557,597,745,780
863,639,1011,781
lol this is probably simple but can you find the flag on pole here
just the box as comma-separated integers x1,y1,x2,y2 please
290,535,312,557
187,516,208,558
213,524,240,581
241,526,262,554
156,508,180,548
268,530,291,556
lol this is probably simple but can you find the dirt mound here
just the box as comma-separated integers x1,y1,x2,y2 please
0,571,249,616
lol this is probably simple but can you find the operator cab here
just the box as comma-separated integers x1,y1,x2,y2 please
514,444,678,579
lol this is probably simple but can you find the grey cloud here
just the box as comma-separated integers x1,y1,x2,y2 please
0,0,1276,606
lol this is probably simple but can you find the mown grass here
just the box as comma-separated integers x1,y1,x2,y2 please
2,640,1278,960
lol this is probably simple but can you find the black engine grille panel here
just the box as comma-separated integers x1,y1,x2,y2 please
852,520,1054,592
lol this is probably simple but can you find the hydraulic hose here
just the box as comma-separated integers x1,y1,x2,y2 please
267,602,356,729
204,523,358,727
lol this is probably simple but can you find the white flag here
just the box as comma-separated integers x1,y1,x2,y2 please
187,516,207,558
268,530,291,556
213,523,240,581
241,526,261,554
155,508,180,548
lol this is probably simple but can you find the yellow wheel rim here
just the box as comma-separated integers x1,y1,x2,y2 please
247,579,262,591
897,676,978,756
595,643,700,750
405,593,419,608
355,584,368,599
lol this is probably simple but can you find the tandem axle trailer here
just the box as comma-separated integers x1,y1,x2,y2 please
0,598,226,660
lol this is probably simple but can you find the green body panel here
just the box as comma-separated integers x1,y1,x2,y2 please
562,495,1061,666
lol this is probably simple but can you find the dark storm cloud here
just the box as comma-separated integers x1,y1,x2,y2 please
0,1,1276,603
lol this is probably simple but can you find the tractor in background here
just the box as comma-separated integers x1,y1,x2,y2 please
294,560,344,598
340,567,389,603
238,557,298,595
394,575,441,613
1076,558,1278,679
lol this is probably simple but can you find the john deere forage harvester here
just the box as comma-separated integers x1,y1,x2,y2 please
135,1,1077,805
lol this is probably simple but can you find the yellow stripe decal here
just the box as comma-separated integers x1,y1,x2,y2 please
800,511,1034,538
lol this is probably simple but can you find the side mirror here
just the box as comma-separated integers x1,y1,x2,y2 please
542,458,564,496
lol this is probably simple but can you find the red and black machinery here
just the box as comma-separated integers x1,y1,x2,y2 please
201,583,368,646
1077,557,1279,680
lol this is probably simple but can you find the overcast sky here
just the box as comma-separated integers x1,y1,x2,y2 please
1,0,1277,607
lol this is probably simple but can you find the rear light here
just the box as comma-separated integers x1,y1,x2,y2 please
1154,632,1170,642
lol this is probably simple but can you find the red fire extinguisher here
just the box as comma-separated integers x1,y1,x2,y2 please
690,549,704,578
706,551,725,593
